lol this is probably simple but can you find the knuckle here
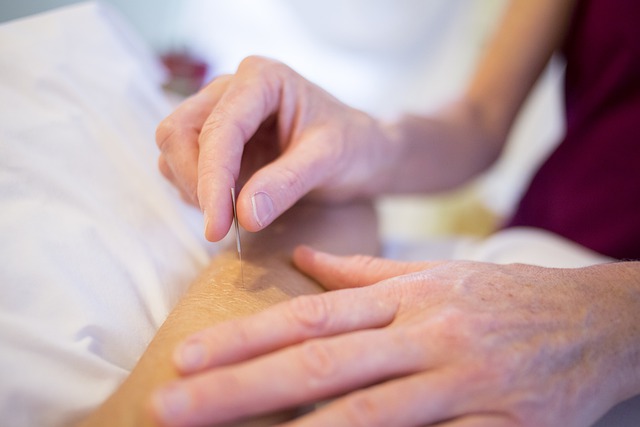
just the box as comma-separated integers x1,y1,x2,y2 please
342,391,385,427
402,307,473,361
267,60,293,81
227,319,253,353
347,254,377,269
239,55,283,74
198,114,224,146
275,164,306,199
298,340,336,384
237,56,288,104
430,306,472,343
287,295,330,334
350,254,383,275
238,55,267,70
200,109,251,153
338,254,381,286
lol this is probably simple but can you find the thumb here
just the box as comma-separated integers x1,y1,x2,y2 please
237,131,339,232
293,245,439,290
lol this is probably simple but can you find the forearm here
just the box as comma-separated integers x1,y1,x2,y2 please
379,103,503,194
79,201,379,426
375,0,577,196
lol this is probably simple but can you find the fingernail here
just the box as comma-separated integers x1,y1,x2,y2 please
176,340,207,372
153,385,190,422
203,212,210,237
251,191,274,228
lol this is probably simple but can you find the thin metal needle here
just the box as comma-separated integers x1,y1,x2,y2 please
230,187,244,285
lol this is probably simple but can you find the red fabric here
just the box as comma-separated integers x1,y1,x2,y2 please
506,0,640,260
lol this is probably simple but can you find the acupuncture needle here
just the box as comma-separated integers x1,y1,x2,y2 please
230,187,244,285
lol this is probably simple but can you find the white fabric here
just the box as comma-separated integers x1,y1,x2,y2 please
0,2,637,426
383,227,612,268
0,3,214,426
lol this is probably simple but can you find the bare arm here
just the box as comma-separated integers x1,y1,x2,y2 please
381,0,577,194
157,1,579,239
150,250,640,427
79,201,379,426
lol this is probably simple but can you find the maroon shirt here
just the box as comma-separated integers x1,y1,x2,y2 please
506,0,640,260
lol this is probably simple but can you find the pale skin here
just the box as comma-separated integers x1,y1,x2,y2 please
79,201,380,426
152,0,640,426
152,254,640,427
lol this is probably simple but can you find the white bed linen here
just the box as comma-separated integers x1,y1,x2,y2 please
0,3,213,425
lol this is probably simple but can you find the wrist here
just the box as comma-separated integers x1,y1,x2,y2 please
579,262,640,406
369,98,506,195
318,109,402,200
363,114,406,196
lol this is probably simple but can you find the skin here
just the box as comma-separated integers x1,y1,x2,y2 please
79,201,379,426
152,252,640,427
153,0,640,425
155,0,577,241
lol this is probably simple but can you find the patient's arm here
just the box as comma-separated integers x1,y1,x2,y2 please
79,201,379,427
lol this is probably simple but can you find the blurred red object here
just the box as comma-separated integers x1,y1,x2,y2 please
160,51,209,96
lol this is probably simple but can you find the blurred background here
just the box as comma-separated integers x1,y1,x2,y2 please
0,0,564,242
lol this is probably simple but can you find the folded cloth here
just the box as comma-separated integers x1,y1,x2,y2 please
0,3,213,425
383,226,611,268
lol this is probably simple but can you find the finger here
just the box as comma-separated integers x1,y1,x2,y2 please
235,128,343,232
173,286,400,374
196,58,288,240
197,57,330,240
156,76,231,228
282,369,499,427
293,245,440,290
429,415,514,427
159,155,199,206
158,154,176,184
153,327,422,427
293,413,514,427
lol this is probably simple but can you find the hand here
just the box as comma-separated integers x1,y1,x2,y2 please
150,247,633,427
156,56,394,241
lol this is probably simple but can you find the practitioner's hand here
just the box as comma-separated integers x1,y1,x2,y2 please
150,248,635,427
156,56,393,241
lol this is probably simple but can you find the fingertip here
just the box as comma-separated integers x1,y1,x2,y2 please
292,245,317,271
203,222,228,242
292,246,353,290
201,205,232,242
292,244,336,267
236,189,276,232
149,383,192,427
202,210,215,242
173,338,209,374
293,243,313,258
250,191,275,230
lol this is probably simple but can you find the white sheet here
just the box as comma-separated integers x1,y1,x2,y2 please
0,3,213,425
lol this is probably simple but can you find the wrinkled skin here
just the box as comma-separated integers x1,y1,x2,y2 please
150,247,634,427
156,57,393,241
